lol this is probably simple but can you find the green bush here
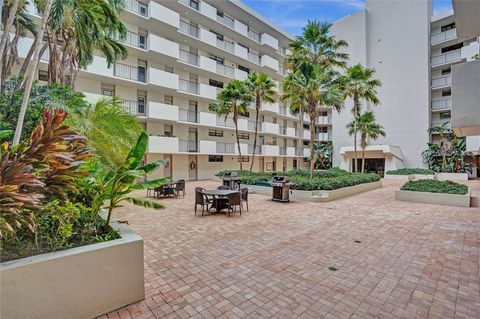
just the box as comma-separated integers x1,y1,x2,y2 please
400,180,468,195
386,168,434,175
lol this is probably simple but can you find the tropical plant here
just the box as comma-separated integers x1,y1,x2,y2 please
347,111,385,173
0,108,91,238
244,72,276,171
67,97,143,168
209,80,252,170
312,141,333,169
339,64,381,172
427,122,450,172
400,179,468,195
92,132,167,229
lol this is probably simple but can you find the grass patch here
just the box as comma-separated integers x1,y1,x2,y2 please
216,168,380,191
400,179,468,195
386,168,434,175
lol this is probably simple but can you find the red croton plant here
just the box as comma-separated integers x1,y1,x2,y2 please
0,109,91,238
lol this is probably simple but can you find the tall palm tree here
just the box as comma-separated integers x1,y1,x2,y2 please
282,63,342,178
347,112,385,173
339,64,381,172
244,72,276,172
281,87,306,164
209,80,251,170
0,0,20,81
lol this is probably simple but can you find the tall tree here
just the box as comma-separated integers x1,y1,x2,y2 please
244,72,276,172
209,80,251,171
339,64,381,172
0,0,20,83
12,0,52,146
347,112,385,173
281,86,306,163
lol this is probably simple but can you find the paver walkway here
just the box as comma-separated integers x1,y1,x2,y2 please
100,179,480,319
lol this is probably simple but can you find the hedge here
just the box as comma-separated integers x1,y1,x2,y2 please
386,168,434,175
216,168,380,191
400,179,468,195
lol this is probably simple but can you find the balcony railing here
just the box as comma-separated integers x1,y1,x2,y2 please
248,144,262,154
279,125,287,135
279,147,286,155
431,49,462,66
247,30,261,42
431,120,451,129
432,97,451,110
248,52,261,64
179,0,199,10
179,79,199,94
247,120,256,131
217,15,235,28
217,142,235,154
278,46,287,56
125,0,148,17
180,20,199,38
216,116,235,128
114,63,146,82
216,38,234,53
216,64,234,77
179,139,198,152
120,99,146,116
279,66,286,76
179,109,198,122
431,74,451,88
119,30,147,49
179,49,199,66
431,28,456,45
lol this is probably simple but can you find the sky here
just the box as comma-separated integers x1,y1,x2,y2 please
241,0,453,36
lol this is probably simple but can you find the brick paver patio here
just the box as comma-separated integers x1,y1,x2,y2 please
100,179,480,319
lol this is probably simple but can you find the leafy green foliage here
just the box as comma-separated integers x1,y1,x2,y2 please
400,180,468,195
312,141,333,169
386,168,434,175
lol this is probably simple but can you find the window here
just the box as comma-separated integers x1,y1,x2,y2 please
441,23,455,32
442,90,451,97
273,117,277,124
101,84,115,96
441,43,463,54
440,112,451,119
272,137,277,145
209,54,224,64
238,133,249,140
164,95,173,105
238,65,250,74
139,33,147,49
137,91,146,114
38,70,48,81
209,79,224,88
189,0,199,10
237,156,249,162
138,60,147,82
138,2,148,17
441,68,451,75
209,155,223,162
209,130,223,137
319,127,328,133
210,30,224,41
164,125,173,137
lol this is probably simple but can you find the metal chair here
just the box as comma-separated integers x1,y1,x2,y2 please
241,188,249,211
226,191,241,216
154,185,165,198
175,179,185,198
194,187,210,216
217,185,230,190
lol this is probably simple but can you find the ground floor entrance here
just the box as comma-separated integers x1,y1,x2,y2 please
352,158,385,177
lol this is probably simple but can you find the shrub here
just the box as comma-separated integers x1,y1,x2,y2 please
386,168,434,175
400,180,468,195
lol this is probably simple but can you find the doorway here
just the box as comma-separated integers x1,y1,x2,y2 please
164,155,172,181
352,158,385,177
188,155,197,180
259,157,264,172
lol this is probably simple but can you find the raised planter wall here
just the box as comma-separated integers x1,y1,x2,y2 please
384,174,435,180
436,172,469,181
242,180,382,202
1,220,144,319
395,188,471,207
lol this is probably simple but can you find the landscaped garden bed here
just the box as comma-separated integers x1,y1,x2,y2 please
385,168,435,180
217,169,382,202
395,180,471,207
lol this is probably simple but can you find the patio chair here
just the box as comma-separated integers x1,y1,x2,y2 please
217,185,230,190
241,188,249,211
226,191,241,216
174,179,186,198
194,187,210,216
154,185,165,198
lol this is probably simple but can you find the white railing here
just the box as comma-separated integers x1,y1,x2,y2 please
247,120,256,131
248,144,262,154
247,29,261,42
279,125,287,135
179,109,198,122
217,15,235,28
279,147,286,155
179,20,199,38
431,28,456,45
431,97,452,110
121,100,146,116
179,79,199,94
119,30,147,49
216,64,234,77
114,63,145,82
179,49,199,66
248,52,261,64
216,116,235,128
216,39,234,53
125,0,147,17
179,139,198,152
179,0,198,11
431,49,461,66
431,74,451,88
217,142,235,154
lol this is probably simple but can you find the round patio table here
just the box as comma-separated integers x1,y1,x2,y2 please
203,189,238,213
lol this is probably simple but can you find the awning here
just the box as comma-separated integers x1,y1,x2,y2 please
339,144,404,161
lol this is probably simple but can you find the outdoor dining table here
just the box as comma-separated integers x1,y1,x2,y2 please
203,189,238,213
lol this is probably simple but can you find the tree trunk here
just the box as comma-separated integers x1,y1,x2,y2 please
298,104,304,165
249,93,260,172
361,148,365,173
0,0,20,86
352,94,360,173
2,22,21,85
309,101,316,178
18,37,37,78
12,0,52,146
233,106,242,171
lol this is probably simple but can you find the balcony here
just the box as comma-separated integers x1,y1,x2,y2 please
178,0,198,10
217,14,234,28
279,125,287,135
119,30,147,49
261,102,279,113
248,52,261,65
125,0,148,17
431,49,462,67
431,28,457,45
216,64,234,77
148,136,178,153
179,139,198,152
148,34,179,59
216,116,235,128
149,68,179,90
179,79,199,94
431,74,451,89
318,132,330,141
179,20,199,38
120,99,146,116
216,142,235,154
179,109,198,123
279,66,286,76
431,120,451,130
317,116,331,125
432,97,452,111
286,147,296,157
179,49,199,66
248,144,262,155
114,63,146,82
261,122,280,135
279,147,286,155
247,30,261,42
148,102,179,121
262,145,279,156
216,39,234,53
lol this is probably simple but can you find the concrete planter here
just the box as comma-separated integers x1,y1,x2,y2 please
384,174,435,181
1,219,144,319
242,180,382,202
395,188,471,207
436,172,469,181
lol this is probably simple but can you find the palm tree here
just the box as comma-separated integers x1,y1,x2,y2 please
244,72,276,171
313,141,333,169
209,80,251,170
0,0,20,81
427,121,451,172
281,88,306,164
347,112,385,173
339,64,381,172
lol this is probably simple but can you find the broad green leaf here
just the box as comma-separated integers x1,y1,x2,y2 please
138,160,165,174
127,197,165,209
132,178,169,190
0,130,13,139
125,132,148,170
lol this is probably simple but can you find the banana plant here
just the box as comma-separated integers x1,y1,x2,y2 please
93,132,168,228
